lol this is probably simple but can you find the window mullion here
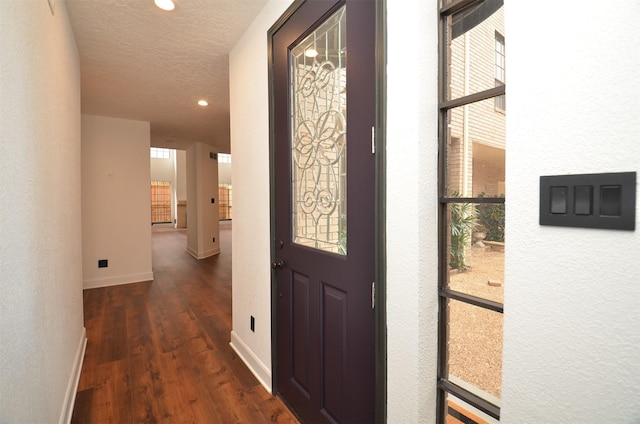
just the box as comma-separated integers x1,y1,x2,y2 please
438,379,501,420
440,85,506,111
440,196,505,204
439,289,504,313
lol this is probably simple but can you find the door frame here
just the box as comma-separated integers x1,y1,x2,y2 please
267,0,387,421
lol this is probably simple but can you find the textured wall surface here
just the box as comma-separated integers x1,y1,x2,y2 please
386,0,439,421
81,115,153,288
229,0,296,391
0,1,85,422
501,1,640,422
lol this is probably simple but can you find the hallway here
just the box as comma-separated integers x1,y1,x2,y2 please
71,222,299,423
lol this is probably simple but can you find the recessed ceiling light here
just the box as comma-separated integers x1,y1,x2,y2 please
197,100,209,106
154,0,175,11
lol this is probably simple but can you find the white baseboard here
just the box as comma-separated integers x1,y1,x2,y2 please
186,246,220,260
83,271,154,289
59,327,87,424
230,331,272,393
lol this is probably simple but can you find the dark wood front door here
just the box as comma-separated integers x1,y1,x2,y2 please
270,1,377,422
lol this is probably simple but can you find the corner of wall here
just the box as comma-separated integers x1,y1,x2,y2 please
229,331,273,393
58,328,87,424
228,0,296,390
82,272,154,290
81,115,153,291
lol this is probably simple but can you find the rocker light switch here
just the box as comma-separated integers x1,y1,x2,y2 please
550,187,567,214
600,185,621,216
540,172,636,230
574,185,592,215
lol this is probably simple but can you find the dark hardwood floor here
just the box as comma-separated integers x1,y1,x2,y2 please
71,222,299,423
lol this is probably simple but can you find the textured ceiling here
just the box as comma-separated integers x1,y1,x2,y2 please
65,0,269,152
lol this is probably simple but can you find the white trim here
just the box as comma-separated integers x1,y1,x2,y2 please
59,328,87,424
230,331,272,393
83,272,154,289
186,246,220,260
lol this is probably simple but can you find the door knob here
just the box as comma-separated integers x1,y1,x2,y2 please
271,259,284,270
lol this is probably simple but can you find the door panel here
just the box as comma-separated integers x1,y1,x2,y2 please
271,1,376,422
322,283,347,421
292,271,311,395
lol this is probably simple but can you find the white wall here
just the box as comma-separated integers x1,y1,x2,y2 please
185,142,220,259
386,0,439,422
501,2,640,422
150,149,176,182
229,0,295,391
219,161,232,185
81,115,154,288
0,1,86,422
176,149,187,201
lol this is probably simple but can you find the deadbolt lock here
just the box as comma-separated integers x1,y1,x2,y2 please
271,259,284,270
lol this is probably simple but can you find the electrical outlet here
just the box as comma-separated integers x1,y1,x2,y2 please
250,316,255,332
98,259,108,268
211,198,215,204
212,237,216,243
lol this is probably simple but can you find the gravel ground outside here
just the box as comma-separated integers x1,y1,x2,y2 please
448,245,504,399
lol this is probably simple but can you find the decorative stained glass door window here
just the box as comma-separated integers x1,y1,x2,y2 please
290,6,347,255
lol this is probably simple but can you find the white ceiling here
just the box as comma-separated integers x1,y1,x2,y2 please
65,0,269,152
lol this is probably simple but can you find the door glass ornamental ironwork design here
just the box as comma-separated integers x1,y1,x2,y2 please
290,6,347,255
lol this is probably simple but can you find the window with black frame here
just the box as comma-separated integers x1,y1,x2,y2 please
438,0,505,422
